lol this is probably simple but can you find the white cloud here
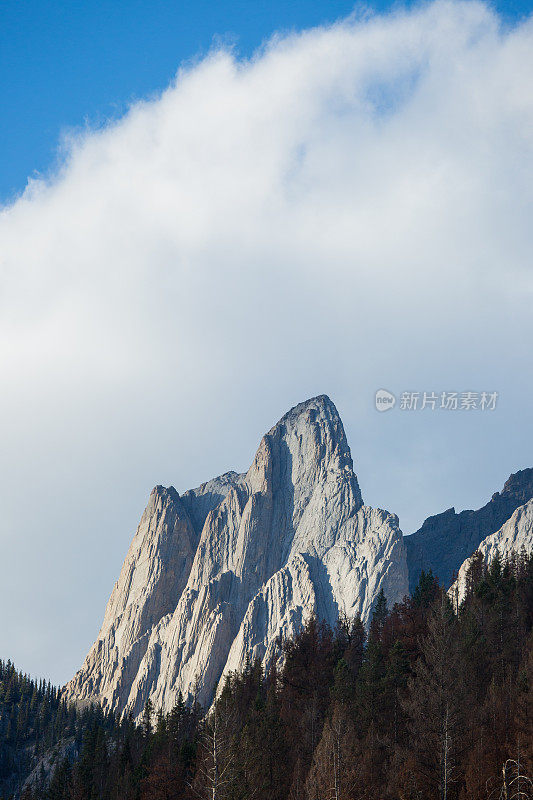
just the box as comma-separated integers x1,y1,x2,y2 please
1,0,532,683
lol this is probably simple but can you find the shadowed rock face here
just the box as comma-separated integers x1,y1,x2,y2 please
405,468,533,592
449,498,533,605
64,395,408,718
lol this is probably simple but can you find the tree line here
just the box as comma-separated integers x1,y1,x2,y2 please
5,548,533,800
0,659,115,799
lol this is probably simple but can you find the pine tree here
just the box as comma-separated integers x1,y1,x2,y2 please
402,596,465,800
142,699,154,739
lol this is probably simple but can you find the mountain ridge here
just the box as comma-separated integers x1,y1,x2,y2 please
405,467,533,591
449,497,533,605
63,395,407,718
63,395,532,721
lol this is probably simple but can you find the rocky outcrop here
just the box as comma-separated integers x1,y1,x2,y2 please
64,395,408,718
449,498,533,605
405,469,533,592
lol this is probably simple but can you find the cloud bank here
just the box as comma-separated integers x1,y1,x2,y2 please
1,0,532,683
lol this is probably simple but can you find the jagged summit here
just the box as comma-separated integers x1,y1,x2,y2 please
64,396,406,718
63,396,533,720
268,394,338,431
266,395,358,496
495,467,533,500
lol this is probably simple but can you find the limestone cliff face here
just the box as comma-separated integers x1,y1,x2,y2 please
405,469,533,592
64,396,408,717
449,498,533,605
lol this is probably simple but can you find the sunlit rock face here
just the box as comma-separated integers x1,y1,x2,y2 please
449,498,533,606
64,395,408,718
405,468,533,591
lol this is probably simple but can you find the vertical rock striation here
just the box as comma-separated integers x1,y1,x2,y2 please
64,395,408,718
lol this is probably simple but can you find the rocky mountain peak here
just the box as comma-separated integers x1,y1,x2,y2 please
64,396,406,718
496,467,533,501
62,393,532,720
268,394,343,438
267,395,357,479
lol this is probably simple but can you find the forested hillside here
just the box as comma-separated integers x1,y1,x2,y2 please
6,549,533,800
0,663,116,799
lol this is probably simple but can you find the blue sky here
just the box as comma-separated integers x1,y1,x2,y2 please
1,0,532,202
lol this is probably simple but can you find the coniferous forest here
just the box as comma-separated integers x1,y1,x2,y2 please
2,550,532,800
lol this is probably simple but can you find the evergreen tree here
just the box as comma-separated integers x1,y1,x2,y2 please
402,596,465,800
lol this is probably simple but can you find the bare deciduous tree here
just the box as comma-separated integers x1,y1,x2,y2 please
192,698,236,800
490,746,532,800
